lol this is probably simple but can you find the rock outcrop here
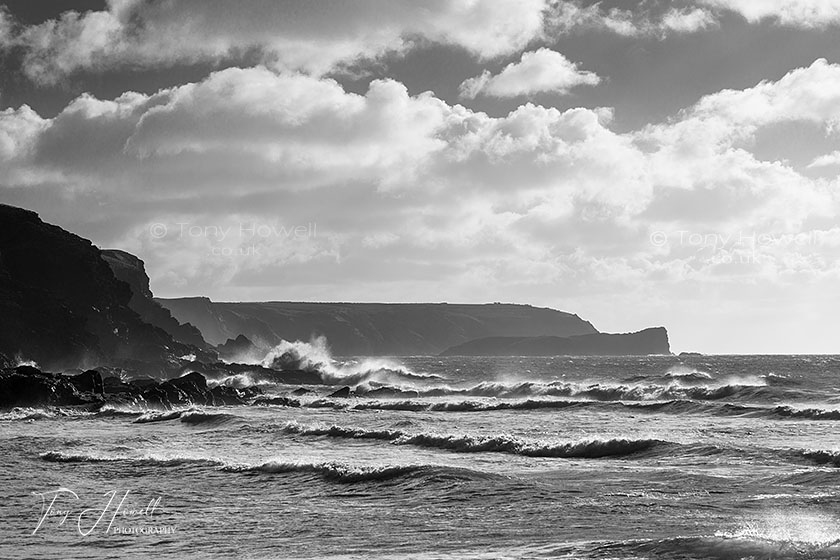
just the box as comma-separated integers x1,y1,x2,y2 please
0,364,259,409
102,249,210,351
0,204,202,373
216,334,266,363
0,365,104,408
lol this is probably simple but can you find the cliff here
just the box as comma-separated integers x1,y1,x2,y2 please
156,299,599,356
0,204,201,372
439,327,671,356
0,203,669,366
101,249,210,350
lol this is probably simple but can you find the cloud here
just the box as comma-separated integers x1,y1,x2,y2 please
0,105,46,161
661,7,720,33
547,2,718,37
0,1,744,85
808,150,840,168
2,0,550,83
1,62,839,351
698,0,840,27
0,66,649,296
0,5,13,43
458,48,600,99
687,58,840,130
637,59,840,229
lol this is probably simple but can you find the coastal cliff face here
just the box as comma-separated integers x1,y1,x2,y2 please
101,249,210,350
157,299,600,356
439,327,671,356
0,204,670,367
0,205,199,372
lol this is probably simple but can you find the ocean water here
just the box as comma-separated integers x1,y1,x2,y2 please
3,353,840,559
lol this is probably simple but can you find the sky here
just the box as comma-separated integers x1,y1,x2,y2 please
1,0,839,354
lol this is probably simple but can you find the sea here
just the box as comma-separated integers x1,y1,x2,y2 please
3,348,840,559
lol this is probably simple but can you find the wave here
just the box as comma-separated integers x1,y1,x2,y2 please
623,365,716,386
299,394,840,424
40,450,224,467
93,406,144,419
132,409,238,426
257,336,445,387
371,377,807,403
0,407,57,421
764,470,840,487
41,451,119,463
799,450,840,468
178,410,239,426
133,410,184,424
347,397,733,415
278,421,670,459
206,372,276,390
586,534,840,560
221,460,490,483
40,450,492,485
0,406,112,421
768,406,840,421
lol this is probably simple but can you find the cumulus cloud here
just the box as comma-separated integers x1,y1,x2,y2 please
1,62,839,351
458,48,600,99
2,0,550,83
0,1,757,85
808,151,840,168
687,58,840,130
0,66,649,297
698,0,840,27
637,59,840,231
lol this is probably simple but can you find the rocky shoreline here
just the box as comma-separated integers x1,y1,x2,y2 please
0,364,256,410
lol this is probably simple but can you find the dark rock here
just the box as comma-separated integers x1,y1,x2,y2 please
102,249,212,352
138,372,259,408
142,372,208,408
327,386,352,398
66,370,104,395
16,364,54,378
128,376,160,389
291,387,313,396
363,386,419,398
170,371,208,393
0,204,206,373
216,334,266,362
209,385,257,406
102,376,141,395
253,396,301,407
0,365,101,408
0,363,258,410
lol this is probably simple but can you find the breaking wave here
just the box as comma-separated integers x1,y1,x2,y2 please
221,461,492,483
39,450,493,485
278,421,670,458
259,336,445,386
132,409,238,425
406,379,788,402
799,449,840,468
